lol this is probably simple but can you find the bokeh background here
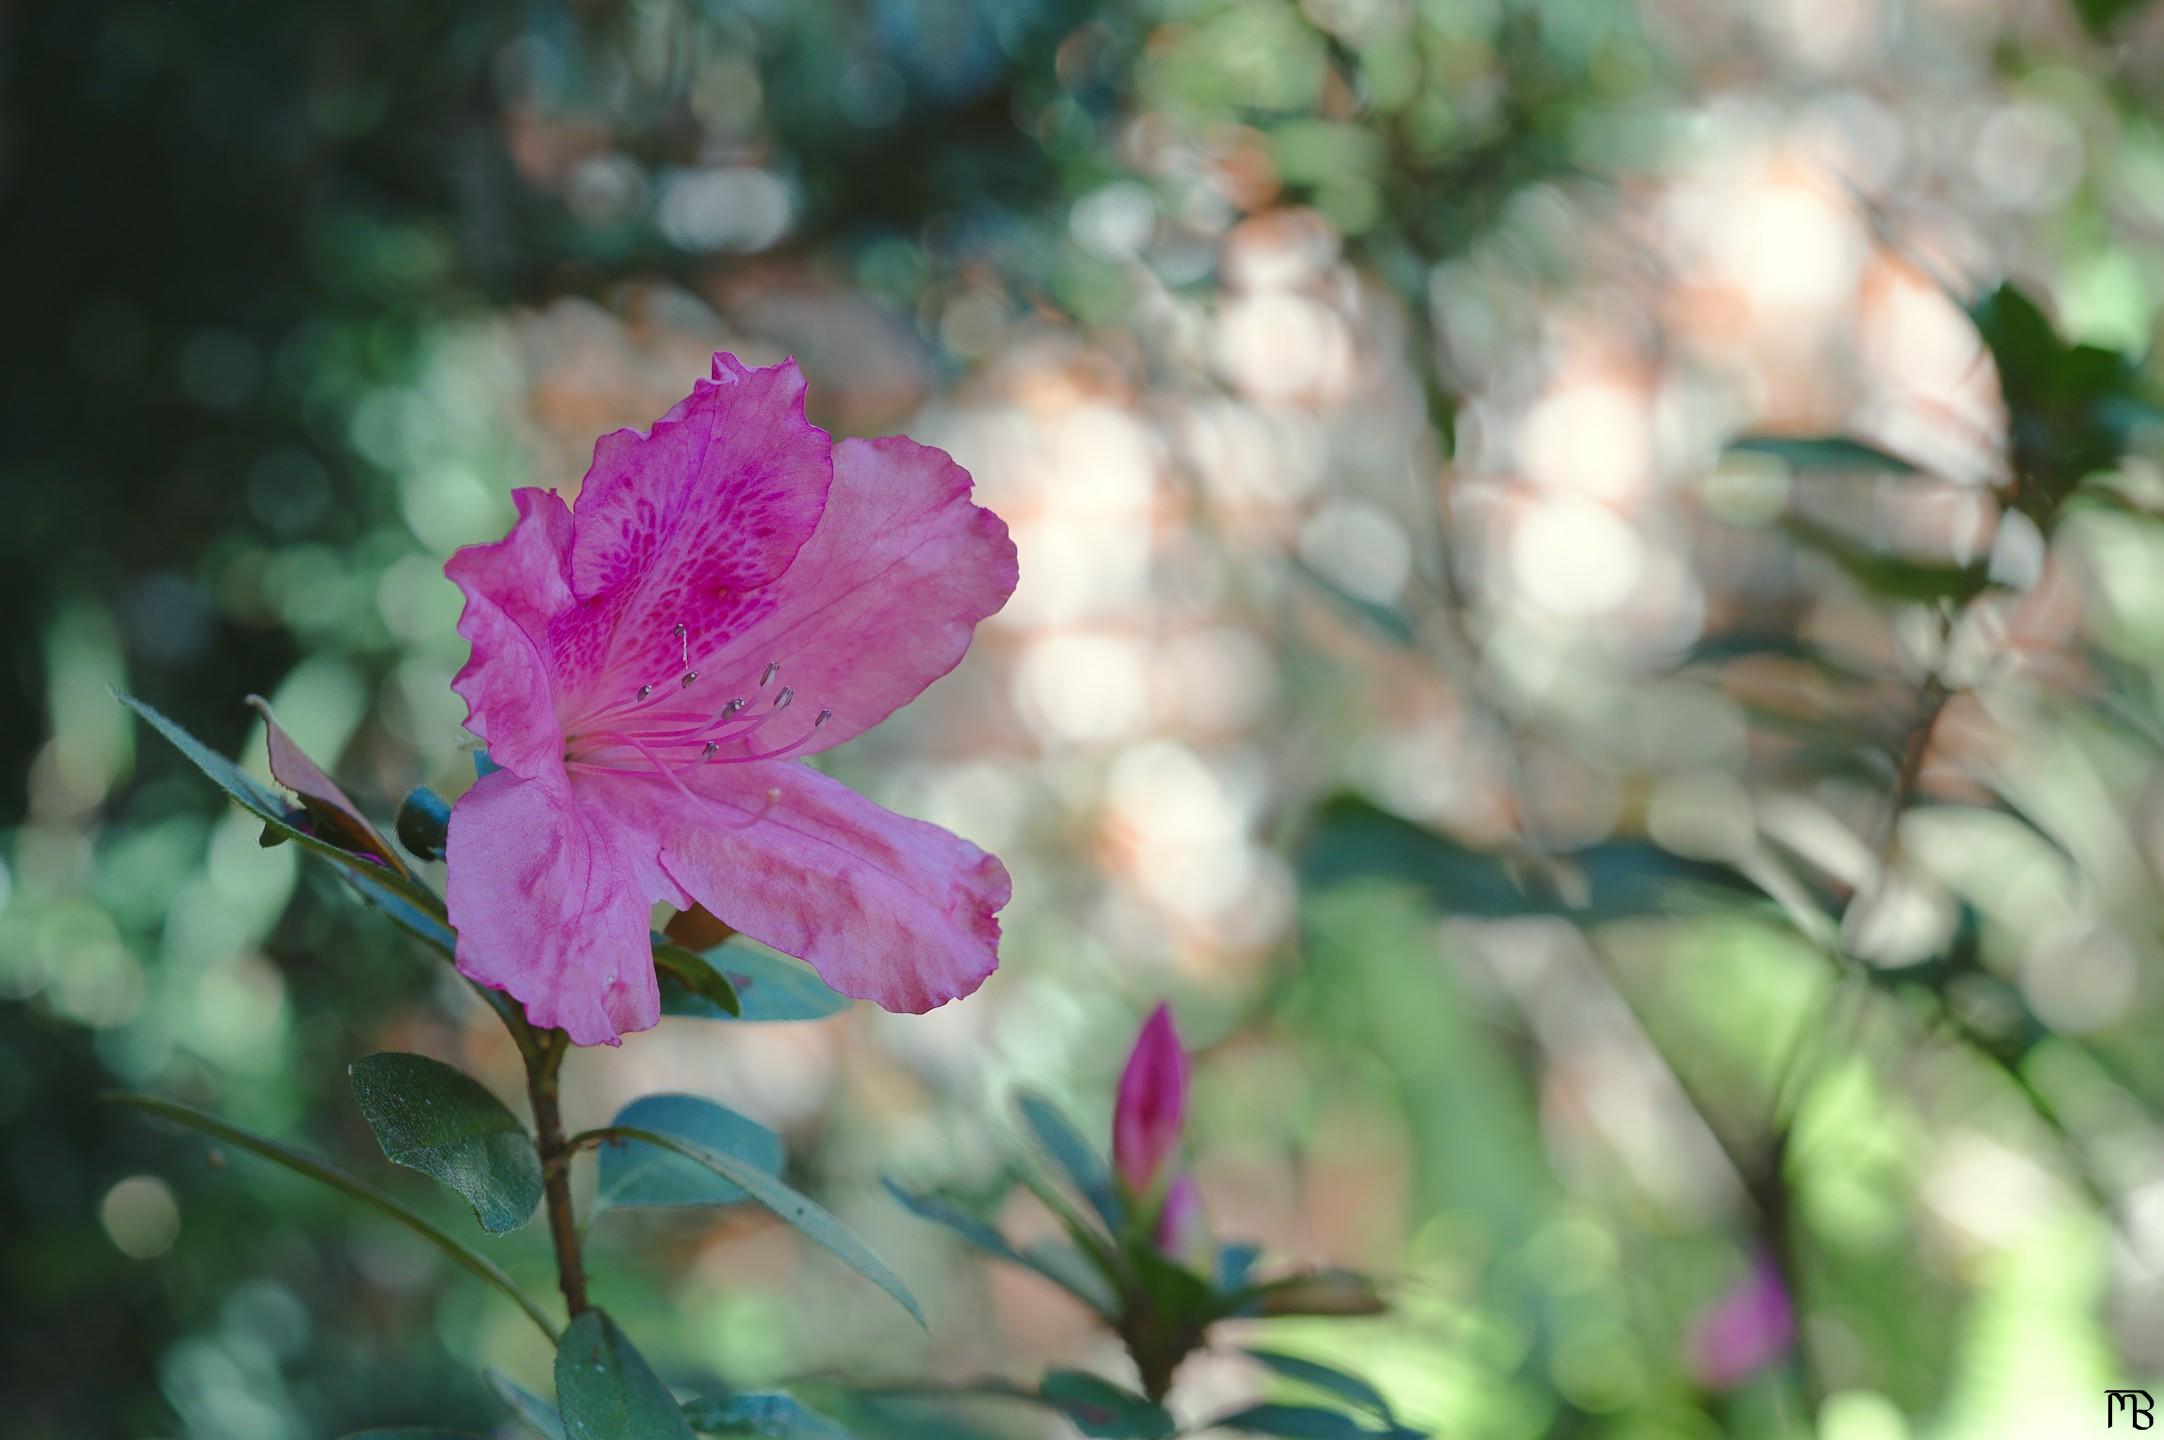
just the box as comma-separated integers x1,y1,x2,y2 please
9,0,2164,1435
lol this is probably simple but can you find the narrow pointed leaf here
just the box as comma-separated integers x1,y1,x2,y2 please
884,1179,1117,1316
652,940,741,1017
349,1053,542,1234
1037,1371,1176,1439
339,1431,493,1439
660,945,850,1022
1727,436,1921,474
119,690,447,921
682,1391,856,1438
1210,1403,1406,1438
555,1310,695,1440
1240,1268,1387,1318
584,1125,923,1326
488,1371,569,1440
1244,1351,1396,1424
1015,1089,1122,1230
103,1092,555,1339
595,1095,782,1210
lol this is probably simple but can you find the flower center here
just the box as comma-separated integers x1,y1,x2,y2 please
562,623,831,781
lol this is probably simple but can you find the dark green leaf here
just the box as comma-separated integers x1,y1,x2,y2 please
652,939,742,1017
1299,793,1756,921
586,1125,923,1326
1210,1403,1411,1438
349,1053,542,1234
487,1370,568,1440
882,1179,1116,1316
595,1094,782,1210
1217,1241,1262,1294
1037,1371,1176,1439
682,1391,855,1438
1015,1089,1123,1231
1292,556,1418,647
555,1310,695,1440
1244,1351,1396,1424
119,690,448,921
396,785,452,860
2070,0,2146,41
1728,435,1921,474
1781,514,1995,604
1130,1243,1227,1333
338,1431,494,1439
1240,1268,1388,1319
661,945,849,1023
103,1092,555,1339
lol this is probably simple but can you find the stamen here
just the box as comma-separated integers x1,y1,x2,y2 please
637,684,652,701
814,707,832,727
760,661,780,688
680,670,698,689
702,740,719,758
773,686,794,711
719,698,745,720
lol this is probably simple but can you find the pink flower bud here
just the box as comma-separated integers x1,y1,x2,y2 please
1154,1173,1208,1263
1113,1003,1189,1198
1686,1252,1795,1391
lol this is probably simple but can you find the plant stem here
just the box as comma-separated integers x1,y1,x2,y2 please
522,1028,590,1319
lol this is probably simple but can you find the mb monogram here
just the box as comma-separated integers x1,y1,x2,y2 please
2111,1390,2156,1429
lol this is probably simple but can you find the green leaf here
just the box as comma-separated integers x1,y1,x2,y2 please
349,1053,542,1234
1209,1403,1415,1438
1014,1089,1123,1231
883,1178,1117,1312
487,1371,568,1440
1299,793,1757,921
682,1391,856,1438
555,1310,696,1440
595,1094,783,1210
103,1092,556,1340
338,1431,494,1439
1217,1241,1262,1294
660,945,850,1023
583,1125,924,1326
118,690,450,927
1037,1371,1177,1439
1240,1268,1388,1319
652,939,742,1017
1244,1351,1396,1424
1781,513,1995,604
1728,435,1921,474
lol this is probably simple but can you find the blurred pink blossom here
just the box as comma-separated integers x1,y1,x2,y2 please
1686,1252,1796,1391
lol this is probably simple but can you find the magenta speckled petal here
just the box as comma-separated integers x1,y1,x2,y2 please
579,759,1009,1014
440,354,1013,1045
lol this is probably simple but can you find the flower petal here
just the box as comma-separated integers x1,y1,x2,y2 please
557,355,834,708
581,760,1008,1013
446,487,578,780
446,767,681,1046
245,695,406,876
691,434,1017,755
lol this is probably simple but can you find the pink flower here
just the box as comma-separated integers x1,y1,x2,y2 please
1686,1252,1796,1391
1113,1004,1189,1198
443,354,1017,1046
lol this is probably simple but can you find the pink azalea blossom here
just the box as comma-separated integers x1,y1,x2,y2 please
1113,1003,1189,1198
443,354,1017,1045
1685,1252,1796,1391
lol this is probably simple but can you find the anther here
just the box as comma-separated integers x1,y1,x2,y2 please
702,740,719,759
680,670,699,689
637,684,653,701
814,707,832,727
760,661,780,687
720,697,745,720
773,686,794,710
